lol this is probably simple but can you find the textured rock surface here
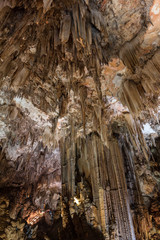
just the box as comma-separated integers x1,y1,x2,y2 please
0,0,160,239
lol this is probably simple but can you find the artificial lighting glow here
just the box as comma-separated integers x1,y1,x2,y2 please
74,197,81,206
27,210,45,225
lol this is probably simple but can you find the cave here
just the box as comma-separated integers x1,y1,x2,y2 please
0,0,160,239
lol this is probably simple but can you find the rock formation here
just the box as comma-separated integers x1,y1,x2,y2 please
0,0,160,239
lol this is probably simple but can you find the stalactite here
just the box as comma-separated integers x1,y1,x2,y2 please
79,85,87,135
119,37,140,72
60,15,71,44
0,0,160,239
123,113,149,160
121,138,153,240
118,80,144,116
60,132,144,239
142,50,160,90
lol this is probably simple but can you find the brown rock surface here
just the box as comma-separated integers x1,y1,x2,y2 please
0,0,160,239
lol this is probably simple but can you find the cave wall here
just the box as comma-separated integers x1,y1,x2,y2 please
0,0,160,239
60,121,160,240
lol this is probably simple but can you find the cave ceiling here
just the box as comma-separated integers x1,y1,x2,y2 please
0,0,160,239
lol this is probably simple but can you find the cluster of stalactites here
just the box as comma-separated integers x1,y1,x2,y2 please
60,128,154,239
118,38,160,116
